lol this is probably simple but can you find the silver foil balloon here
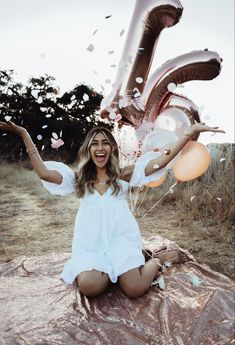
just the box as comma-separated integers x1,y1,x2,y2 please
100,0,183,127
100,0,222,132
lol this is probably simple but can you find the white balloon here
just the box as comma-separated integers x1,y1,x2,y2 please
155,108,191,139
142,129,179,154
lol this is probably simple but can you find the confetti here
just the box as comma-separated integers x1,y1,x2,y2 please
52,132,58,139
83,93,89,102
119,98,128,108
92,29,98,35
152,275,165,289
138,47,144,51
120,29,125,36
87,44,94,52
71,95,76,100
40,107,47,112
105,15,112,19
37,96,43,104
105,79,111,84
190,195,196,202
136,77,143,84
110,64,117,68
191,275,203,287
41,145,45,150
153,164,160,169
115,114,122,122
167,82,177,92
216,197,222,202
51,138,64,149
109,111,116,120
169,188,174,194
4,116,12,121
220,158,225,162
45,114,51,118
59,130,63,137
108,50,115,54
31,90,38,98
37,135,43,140
2,133,7,136
163,261,172,268
42,125,48,129
93,70,98,75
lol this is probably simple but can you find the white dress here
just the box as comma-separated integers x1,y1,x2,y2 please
41,151,166,284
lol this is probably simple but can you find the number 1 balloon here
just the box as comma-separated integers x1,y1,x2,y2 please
100,0,222,132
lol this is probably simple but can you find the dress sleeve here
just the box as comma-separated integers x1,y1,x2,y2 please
129,151,166,188
41,161,76,196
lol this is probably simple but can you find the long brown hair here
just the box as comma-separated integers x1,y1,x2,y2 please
75,127,122,198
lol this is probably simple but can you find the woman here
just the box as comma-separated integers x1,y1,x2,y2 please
0,120,224,298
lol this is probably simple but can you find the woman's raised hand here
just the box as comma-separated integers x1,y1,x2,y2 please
0,120,27,137
185,123,225,137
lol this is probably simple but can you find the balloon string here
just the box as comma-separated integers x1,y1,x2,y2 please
137,181,178,222
134,186,149,216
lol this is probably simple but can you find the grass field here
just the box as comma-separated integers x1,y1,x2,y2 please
0,150,234,279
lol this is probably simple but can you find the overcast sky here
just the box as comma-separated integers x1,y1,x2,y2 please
0,0,234,144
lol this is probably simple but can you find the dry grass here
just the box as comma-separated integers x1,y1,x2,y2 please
0,156,234,279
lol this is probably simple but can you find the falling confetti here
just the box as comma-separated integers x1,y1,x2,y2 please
40,107,47,112
105,15,112,19
105,79,111,84
220,158,225,162
138,47,144,51
167,83,177,92
4,116,12,121
108,50,115,54
169,188,174,194
216,197,222,202
45,114,51,118
110,64,117,68
83,93,89,102
37,135,43,140
109,111,116,120
37,96,43,104
41,145,45,150
119,98,128,108
100,85,105,91
87,44,94,52
93,70,98,75
190,195,196,202
71,95,76,100
120,29,125,36
31,90,38,98
52,132,58,139
42,125,48,129
92,29,98,35
136,77,143,84
153,164,160,169
51,138,64,149
115,114,122,122
59,130,63,137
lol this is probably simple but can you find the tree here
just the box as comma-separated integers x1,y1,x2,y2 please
0,69,113,163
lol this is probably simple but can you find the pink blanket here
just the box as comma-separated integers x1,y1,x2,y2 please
0,236,234,345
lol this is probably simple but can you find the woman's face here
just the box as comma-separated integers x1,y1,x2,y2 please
89,132,113,168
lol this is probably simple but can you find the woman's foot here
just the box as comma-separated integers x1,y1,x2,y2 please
153,248,190,266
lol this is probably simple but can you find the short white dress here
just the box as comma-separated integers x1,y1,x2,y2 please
41,151,166,284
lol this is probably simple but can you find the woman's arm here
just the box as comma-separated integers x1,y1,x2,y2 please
144,123,225,176
0,121,62,184
120,123,225,181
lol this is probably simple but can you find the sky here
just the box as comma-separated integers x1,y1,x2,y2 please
0,0,234,144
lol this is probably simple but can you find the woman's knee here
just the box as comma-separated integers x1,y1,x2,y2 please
119,278,147,298
77,270,110,297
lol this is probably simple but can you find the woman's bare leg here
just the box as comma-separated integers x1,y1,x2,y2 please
77,269,111,297
119,249,189,298
118,258,162,298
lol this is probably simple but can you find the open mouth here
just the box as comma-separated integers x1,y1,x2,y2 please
95,153,106,163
